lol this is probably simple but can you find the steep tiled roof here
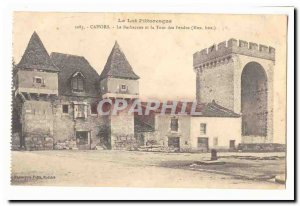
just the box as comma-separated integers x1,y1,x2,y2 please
99,41,140,80
146,100,240,118
50,52,100,97
135,100,239,133
200,100,240,117
16,32,59,72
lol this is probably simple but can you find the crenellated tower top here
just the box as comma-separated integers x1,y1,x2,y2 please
193,39,275,68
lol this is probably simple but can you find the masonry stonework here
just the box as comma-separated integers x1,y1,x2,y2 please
110,110,136,150
21,101,54,150
14,32,143,150
12,32,251,152
194,39,275,143
155,115,191,151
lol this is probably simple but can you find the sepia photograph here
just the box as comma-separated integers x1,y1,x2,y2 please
2,3,294,200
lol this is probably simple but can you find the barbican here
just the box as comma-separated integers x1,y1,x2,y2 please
12,31,275,153
122,25,144,30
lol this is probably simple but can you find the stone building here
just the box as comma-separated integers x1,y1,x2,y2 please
13,32,139,150
193,39,275,143
12,32,243,152
135,101,241,152
98,41,140,150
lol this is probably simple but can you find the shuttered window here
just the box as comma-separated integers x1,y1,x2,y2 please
200,123,207,135
170,118,178,132
72,73,84,92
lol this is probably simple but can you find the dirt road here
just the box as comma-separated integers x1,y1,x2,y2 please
11,150,285,189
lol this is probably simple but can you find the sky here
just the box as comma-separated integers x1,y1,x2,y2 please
13,12,287,143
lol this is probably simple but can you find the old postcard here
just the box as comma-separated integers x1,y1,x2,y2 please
8,8,294,200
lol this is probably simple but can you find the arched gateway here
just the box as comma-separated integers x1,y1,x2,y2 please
193,39,275,143
241,62,268,137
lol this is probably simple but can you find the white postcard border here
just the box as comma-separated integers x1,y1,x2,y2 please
0,0,295,201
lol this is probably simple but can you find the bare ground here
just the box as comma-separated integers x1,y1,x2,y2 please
11,150,285,189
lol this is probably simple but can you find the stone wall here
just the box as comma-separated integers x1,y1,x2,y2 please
196,60,235,111
110,109,136,150
193,39,275,143
11,132,21,150
235,56,274,143
190,116,242,151
155,114,191,152
193,39,275,67
17,70,58,95
21,100,54,150
100,77,139,97
19,95,110,150
53,96,106,150
52,99,75,143
135,131,159,146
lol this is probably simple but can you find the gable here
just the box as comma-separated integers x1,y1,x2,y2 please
50,52,100,97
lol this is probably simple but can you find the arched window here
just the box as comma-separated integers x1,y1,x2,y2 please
71,72,85,92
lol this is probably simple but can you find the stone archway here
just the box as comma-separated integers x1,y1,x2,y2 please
241,62,268,137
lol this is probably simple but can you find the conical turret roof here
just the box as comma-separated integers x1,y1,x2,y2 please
16,31,59,72
100,41,139,80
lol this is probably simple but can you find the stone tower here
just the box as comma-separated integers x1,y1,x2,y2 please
99,41,140,149
14,31,59,149
193,39,275,143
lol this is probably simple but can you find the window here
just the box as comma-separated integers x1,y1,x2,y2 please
229,140,236,149
91,103,98,114
170,118,178,132
120,84,127,92
71,73,85,92
77,104,85,118
168,137,180,149
213,137,218,146
35,77,42,83
34,76,44,84
197,137,209,152
62,105,69,114
74,103,87,119
200,123,207,135
76,131,89,145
